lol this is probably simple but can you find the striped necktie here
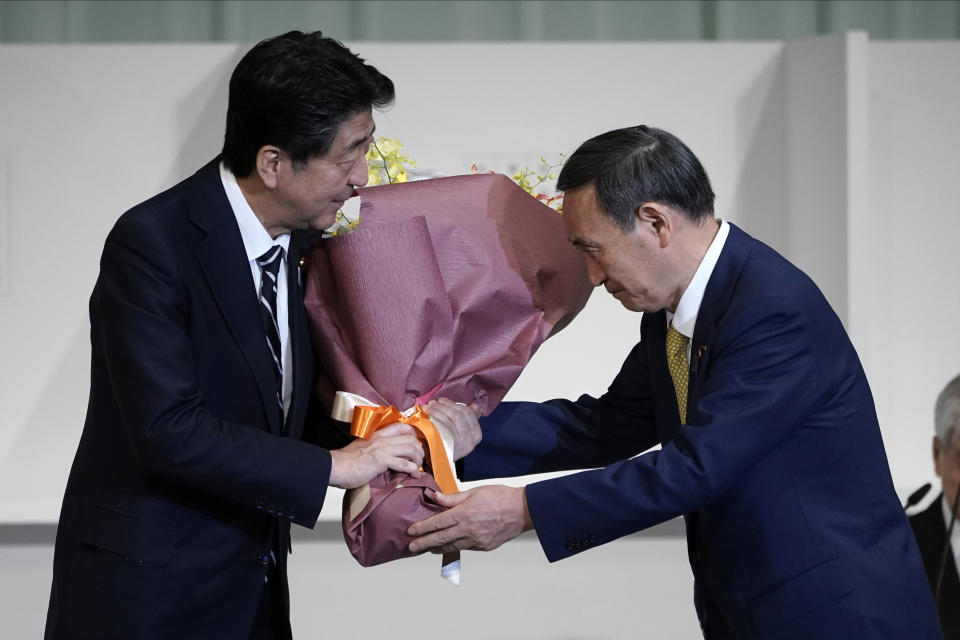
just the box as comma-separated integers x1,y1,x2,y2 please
665,323,689,424
256,245,285,423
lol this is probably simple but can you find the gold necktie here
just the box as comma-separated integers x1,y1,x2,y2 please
666,324,689,424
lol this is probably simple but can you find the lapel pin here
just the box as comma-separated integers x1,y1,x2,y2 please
297,256,308,287
697,345,707,358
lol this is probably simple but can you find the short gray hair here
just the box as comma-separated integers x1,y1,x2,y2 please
935,374,960,446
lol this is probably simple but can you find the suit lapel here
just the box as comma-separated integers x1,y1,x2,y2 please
284,232,317,440
188,159,284,435
686,223,752,419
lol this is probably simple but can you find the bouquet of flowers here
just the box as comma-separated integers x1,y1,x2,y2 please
303,143,591,581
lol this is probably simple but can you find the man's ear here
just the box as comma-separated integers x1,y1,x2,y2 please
255,145,283,189
637,202,672,248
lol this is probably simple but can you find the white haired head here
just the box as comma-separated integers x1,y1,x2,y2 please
935,374,960,446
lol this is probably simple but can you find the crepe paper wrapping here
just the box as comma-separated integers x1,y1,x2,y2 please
303,173,593,574
341,469,446,568
331,392,462,578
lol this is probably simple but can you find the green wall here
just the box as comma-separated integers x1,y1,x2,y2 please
1,0,958,42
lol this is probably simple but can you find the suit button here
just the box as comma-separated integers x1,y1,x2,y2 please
287,512,296,521
564,542,576,552
259,554,270,568
255,501,264,511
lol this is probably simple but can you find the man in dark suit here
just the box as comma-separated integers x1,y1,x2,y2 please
910,374,960,639
45,31,479,639
409,125,942,638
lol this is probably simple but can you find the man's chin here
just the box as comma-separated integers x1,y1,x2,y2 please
309,212,340,231
614,295,654,314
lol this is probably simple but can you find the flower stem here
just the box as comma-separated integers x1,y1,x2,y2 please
372,140,395,184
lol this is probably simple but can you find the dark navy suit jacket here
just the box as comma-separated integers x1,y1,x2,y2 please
45,159,342,639
464,224,941,639
910,493,960,639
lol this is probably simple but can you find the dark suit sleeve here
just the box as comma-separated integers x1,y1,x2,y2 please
526,294,834,560
462,338,660,480
95,214,330,528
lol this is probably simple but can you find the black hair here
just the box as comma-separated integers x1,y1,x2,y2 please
222,30,395,177
556,125,715,229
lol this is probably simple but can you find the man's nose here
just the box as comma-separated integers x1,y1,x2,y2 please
585,259,605,287
350,153,370,188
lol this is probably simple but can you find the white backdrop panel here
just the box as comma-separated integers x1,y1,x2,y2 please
1,40,956,523
865,42,960,498
0,41,785,523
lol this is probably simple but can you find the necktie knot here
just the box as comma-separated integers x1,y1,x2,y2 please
665,324,690,425
666,323,688,358
257,245,285,279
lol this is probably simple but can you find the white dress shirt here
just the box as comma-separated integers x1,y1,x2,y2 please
219,162,293,422
665,220,730,361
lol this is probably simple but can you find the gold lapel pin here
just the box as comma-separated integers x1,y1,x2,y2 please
697,345,707,358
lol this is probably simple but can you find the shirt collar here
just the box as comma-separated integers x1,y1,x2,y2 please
219,161,290,261
667,219,730,338
942,494,960,535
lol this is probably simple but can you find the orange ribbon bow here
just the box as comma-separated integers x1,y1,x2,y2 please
349,404,458,494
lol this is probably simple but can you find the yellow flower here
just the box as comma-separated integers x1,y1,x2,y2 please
366,137,416,186
507,155,565,212
376,137,401,154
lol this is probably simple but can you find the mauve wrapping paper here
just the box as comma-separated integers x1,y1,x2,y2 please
303,173,592,567
341,470,445,567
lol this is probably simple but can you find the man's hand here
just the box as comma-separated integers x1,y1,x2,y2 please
424,398,482,461
328,423,424,489
406,485,533,554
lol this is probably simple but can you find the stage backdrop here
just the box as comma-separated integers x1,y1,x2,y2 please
0,34,958,524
